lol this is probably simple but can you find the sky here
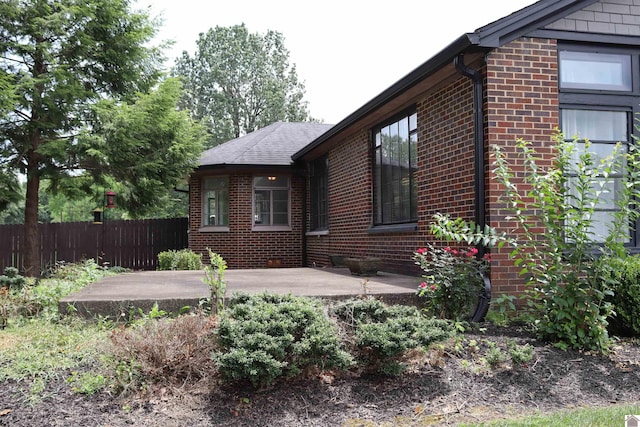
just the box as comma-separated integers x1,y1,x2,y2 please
137,0,537,124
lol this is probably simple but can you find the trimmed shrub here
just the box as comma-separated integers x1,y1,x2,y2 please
214,292,353,387
331,298,454,375
157,249,203,270
602,255,640,337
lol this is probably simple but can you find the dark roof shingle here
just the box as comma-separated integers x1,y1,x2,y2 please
199,122,333,167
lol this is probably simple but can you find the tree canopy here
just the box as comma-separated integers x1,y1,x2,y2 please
78,78,204,217
0,0,203,275
173,23,313,148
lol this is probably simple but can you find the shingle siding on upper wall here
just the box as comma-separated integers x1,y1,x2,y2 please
545,0,640,35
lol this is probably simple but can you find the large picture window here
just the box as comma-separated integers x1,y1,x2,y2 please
373,110,418,225
309,157,328,231
203,176,228,226
253,176,290,227
559,44,640,245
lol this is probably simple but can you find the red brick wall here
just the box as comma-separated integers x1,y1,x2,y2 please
305,75,477,275
189,172,304,268
485,37,559,295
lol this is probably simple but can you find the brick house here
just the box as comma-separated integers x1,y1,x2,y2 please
190,0,640,296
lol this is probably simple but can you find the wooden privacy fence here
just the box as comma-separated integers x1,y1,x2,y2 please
0,217,188,273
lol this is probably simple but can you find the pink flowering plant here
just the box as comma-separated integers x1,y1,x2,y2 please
413,244,489,320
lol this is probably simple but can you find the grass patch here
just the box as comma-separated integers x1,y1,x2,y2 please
0,260,119,402
0,317,109,402
461,403,640,426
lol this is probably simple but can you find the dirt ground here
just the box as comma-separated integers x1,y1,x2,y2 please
1,323,639,426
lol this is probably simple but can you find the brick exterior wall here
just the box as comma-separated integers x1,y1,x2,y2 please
305,76,477,276
189,172,304,269
304,37,560,296
485,37,560,296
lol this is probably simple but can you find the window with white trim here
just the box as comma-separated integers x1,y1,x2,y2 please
253,176,290,227
203,177,229,227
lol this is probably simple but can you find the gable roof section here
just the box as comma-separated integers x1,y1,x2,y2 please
292,0,598,161
199,121,334,168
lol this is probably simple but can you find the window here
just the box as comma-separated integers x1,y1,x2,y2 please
253,176,290,227
559,51,631,91
373,110,418,225
562,109,629,242
309,157,328,231
203,176,228,226
559,44,640,245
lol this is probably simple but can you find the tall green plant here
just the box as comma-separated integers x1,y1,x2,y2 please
202,249,227,315
431,132,640,352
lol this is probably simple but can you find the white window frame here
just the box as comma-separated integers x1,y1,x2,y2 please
252,175,292,231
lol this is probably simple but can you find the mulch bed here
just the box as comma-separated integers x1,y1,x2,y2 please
1,324,639,426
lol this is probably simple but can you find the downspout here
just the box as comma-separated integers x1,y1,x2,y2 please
454,53,491,322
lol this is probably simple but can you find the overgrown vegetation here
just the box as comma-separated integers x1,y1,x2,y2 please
431,134,640,352
157,248,203,270
0,260,115,401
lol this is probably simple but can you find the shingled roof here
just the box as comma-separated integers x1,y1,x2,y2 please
199,122,334,168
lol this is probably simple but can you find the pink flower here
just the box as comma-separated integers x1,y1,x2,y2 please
444,246,452,253
419,282,427,288
483,253,492,262
469,247,479,255
430,285,437,291
452,249,459,256
416,247,428,255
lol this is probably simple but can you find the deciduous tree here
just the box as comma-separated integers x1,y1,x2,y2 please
173,24,313,148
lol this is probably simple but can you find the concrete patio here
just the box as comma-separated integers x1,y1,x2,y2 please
59,267,420,319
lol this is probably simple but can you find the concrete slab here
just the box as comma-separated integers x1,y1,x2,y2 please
59,267,421,319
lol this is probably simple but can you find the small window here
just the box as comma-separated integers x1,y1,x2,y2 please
559,51,631,91
253,176,290,227
203,177,228,226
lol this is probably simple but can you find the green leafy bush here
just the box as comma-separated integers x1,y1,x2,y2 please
431,134,640,353
214,292,353,387
413,245,489,320
157,249,203,270
331,298,454,375
600,255,640,337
